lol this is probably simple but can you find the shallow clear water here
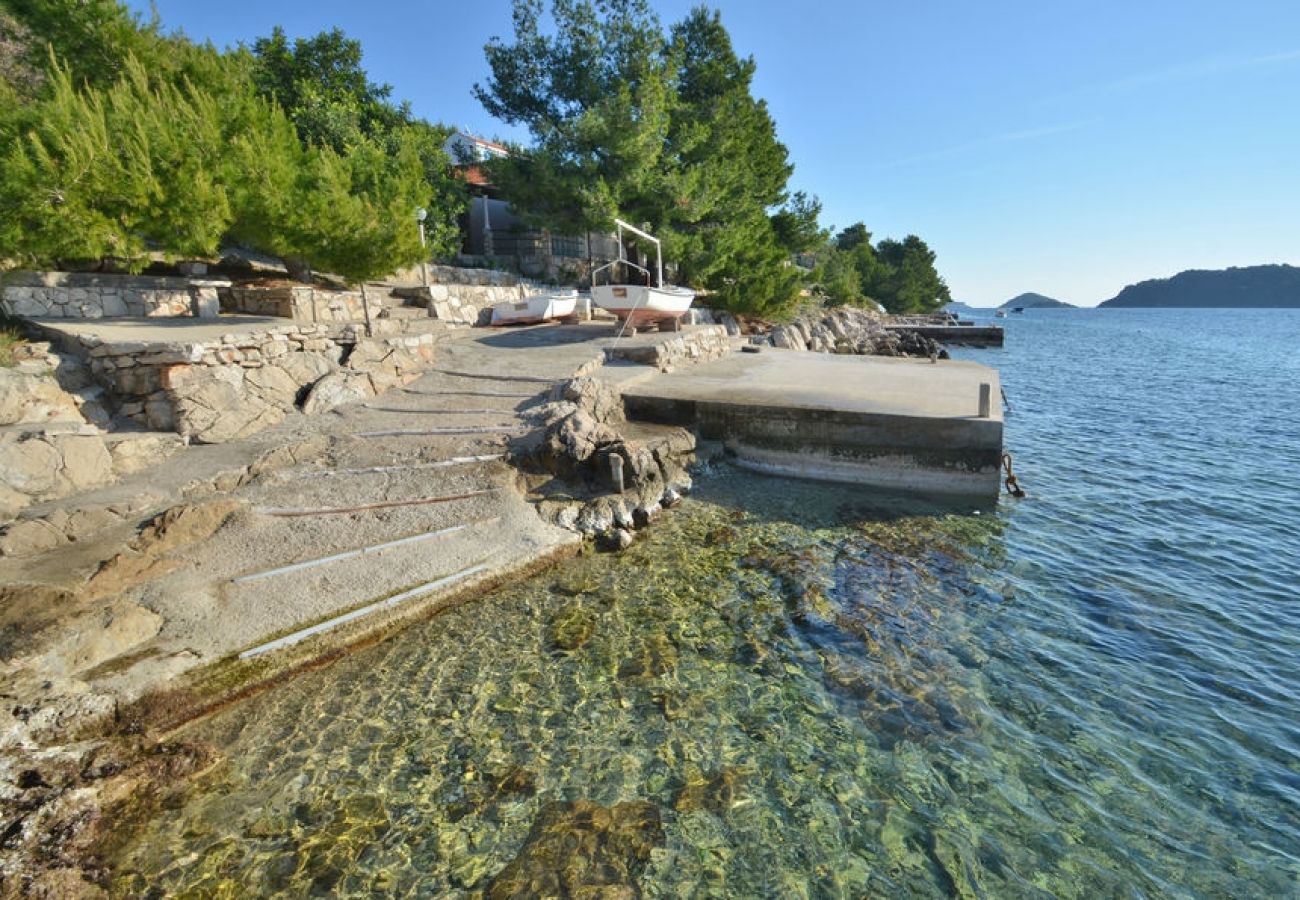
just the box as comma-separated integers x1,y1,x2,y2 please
113,309,1300,897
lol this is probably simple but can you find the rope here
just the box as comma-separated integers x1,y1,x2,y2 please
1001,452,1027,499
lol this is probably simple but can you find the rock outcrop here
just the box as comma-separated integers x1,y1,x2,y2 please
514,377,696,545
756,306,949,359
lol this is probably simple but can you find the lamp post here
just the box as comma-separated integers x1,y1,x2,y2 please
416,207,429,287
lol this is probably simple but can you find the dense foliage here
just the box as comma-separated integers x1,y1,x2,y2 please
812,224,951,315
0,0,954,313
476,0,818,317
0,1,462,282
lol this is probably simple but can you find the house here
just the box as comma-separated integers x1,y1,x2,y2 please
442,131,619,279
443,131,516,258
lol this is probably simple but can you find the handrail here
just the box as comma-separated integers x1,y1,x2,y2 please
591,258,650,288
614,218,663,288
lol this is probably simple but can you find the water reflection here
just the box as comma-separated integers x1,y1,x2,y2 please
110,470,1294,898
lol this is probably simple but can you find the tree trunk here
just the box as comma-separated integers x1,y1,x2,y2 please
360,281,373,338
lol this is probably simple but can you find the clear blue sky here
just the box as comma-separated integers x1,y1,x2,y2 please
127,0,1300,306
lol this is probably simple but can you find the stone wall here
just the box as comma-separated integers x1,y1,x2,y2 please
425,264,520,287
1,272,225,319
223,278,527,328
38,323,437,444
0,345,185,521
602,325,732,372
220,285,368,322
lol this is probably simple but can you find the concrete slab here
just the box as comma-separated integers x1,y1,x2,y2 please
27,315,290,347
621,349,1003,498
624,349,1002,419
884,323,1004,347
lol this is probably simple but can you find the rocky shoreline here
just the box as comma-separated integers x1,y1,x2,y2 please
0,309,952,895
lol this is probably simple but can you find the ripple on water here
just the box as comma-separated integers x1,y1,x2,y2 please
111,310,1300,896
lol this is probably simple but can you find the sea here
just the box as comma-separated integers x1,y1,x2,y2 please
110,308,1300,897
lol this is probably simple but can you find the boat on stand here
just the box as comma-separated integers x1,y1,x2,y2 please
490,289,578,326
591,219,694,334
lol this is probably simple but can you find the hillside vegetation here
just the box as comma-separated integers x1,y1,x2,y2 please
1100,265,1300,308
1,0,957,318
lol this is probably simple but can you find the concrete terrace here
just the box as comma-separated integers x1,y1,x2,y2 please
622,349,1003,497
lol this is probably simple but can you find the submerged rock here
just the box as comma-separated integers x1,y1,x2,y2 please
546,603,596,651
486,799,664,899
673,767,750,815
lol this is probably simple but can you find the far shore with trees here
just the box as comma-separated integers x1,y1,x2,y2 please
0,0,952,319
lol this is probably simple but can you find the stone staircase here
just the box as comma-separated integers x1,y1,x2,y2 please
0,328,612,748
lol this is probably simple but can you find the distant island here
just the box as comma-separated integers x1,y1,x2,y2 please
941,300,981,314
1100,265,1300,308
1000,292,1076,309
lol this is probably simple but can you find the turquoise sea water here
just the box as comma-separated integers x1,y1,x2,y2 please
112,309,1300,897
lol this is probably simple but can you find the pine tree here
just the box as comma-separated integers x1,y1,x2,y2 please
0,55,234,269
475,0,673,236
656,7,799,314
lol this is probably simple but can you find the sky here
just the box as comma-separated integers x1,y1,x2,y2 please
126,0,1300,307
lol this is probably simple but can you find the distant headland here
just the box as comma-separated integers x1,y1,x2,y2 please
1100,265,1300,308
1000,292,1075,310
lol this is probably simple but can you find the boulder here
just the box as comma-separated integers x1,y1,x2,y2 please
558,376,626,425
278,350,339,386
300,372,374,414
0,369,86,426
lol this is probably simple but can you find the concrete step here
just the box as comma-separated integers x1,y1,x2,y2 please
377,305,430,320
100,430,187,476
142,480,543,659
389,285,434,307
369,318,470,339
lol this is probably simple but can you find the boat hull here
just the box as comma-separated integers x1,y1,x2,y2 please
490,291,578,326
591,284,695,327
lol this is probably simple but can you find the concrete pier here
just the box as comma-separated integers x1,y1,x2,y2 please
884,323,1004,347
621,349,1003,498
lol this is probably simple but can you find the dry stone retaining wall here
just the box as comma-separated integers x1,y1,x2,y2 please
40,323,437,443
220,285,368,322
0,347,187,522
224,279,527,328
425,264,519,287
1,272,224,319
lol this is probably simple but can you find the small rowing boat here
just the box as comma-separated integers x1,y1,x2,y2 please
490,290,578,326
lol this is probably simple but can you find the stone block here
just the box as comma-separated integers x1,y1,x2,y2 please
300,372,374,414
0,436,62,495
244,364,300,406
0,519,65,556
49,434,115,491
279,351,338,386
191,288,220,319
144,395,176,431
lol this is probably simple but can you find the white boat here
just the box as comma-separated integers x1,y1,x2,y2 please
591,219,694,331
994,309,1007,318
490,289,578,326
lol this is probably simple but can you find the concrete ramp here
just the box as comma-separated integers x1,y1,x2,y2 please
620,349,1003,498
